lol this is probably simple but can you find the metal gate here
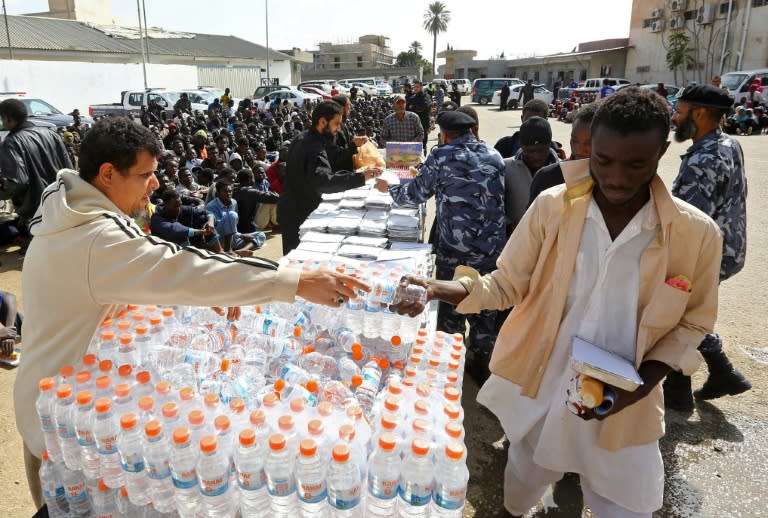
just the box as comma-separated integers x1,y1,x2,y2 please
197,65,262,99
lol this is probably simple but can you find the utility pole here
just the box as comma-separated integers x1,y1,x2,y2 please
265,0,271,85
2,0,13,59
142,0,150,65
136,0,148,89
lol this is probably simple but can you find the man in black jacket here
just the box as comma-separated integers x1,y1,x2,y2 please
500,81,511,111
327,95,367,172
406,80,432,154
0,99,72,227
277,101,381,254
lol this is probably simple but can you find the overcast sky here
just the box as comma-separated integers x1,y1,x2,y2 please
8,0,632,62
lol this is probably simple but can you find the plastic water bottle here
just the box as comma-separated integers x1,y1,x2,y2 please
142,419,176,513
334,327,359,353
60,464,94,517
54,383,81,471
265,433,298,516
92,478,118,518
97,329,119,364
295,438,328,517
117,333,139,369
337,356,361,384
117,412,150,506
305,419,333,462
37,378,63,463
235,429,270,515
430,442,469,517
113,383,134,418
197,434,234,517
327,443,363,516
117,485,144,517
398,439,434,516
93,397,124,488
188,409,210,447
74,390,100,480
39,450,70,518
366,433,401,517
169,427,201,518
355,357,383,417
277,414,300,457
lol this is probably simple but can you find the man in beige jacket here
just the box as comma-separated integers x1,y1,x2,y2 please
17,117,367,510
394,87,722,517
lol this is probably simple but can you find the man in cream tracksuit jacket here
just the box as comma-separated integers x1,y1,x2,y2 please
15,117,364,510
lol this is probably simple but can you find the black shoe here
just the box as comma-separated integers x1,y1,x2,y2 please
663,371,694,412
694,334,752,400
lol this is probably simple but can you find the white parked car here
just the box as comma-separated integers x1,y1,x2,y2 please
269,89,322,107
351,83,378,97
492,84,554,109
375,81,393,96
451,79,471,95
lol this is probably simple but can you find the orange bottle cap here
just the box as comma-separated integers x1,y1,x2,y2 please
380,413,398,430
117,365,132,378
204,393,219,407
290,398,306,413
144,419,162,437
75,371,91,385
95,376,111,391
135,371,151,385
305,379,318,393
411,438,430,456
149,316,162,326
445,421,463,438
173,427,191,445
378,433,397,451
317,401,333,417
214,415,230,432
384,396,401,412
100,330,115,341
94,397,112,413
249,409,266,425
239,429,256,446
387,381,403,395
99,359,113,373
346,405,362,421
307,419,324,436
155,381,171,395
338,424,355,441
414,400,430,415
390,335,402,346
114,383,131,397
332,443,350,462
98,479,109,492
278,414,294,431
162,402,179,418
120,412,138,430
229,398,245,414
117,321,131,331
134,325,148,335
39,377,55,392
268,433,286,451
56,384,73,399
76,390,93,405
132,312,145,322
199,434,217,453
83,354,97,366
59,365,75,378
138,396,154,412
300,439,317,456
350,374,363,388
188,409,204,426
161,308,174,318
273,379,286,392
446,441,465,460
179,387,195,401
263,393,278,407
412,418,431,434
444,403,461,420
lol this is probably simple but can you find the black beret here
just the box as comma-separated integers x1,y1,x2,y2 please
436,110,476,131
677,85,733,109
519,116,552,145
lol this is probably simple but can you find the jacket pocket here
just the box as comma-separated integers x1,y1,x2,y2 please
640,282,691,333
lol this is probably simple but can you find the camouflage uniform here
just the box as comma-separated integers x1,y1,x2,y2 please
672,127,747,359
387,133,506,355
672,128,747,283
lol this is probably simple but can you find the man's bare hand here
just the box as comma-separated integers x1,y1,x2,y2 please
375,178,389,193
0,326,17,356
297,270,371,308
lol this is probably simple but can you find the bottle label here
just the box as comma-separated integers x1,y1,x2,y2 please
97,433,118,455
57,422,75,440
368,475,399,499
434,483,467,510
146,459,171,480
267,477,296,497
120,452,145,473
328,484,362,510
298,479,327,504
65,480,88,503
200,474,229,497
399,481,432,506
39,413,55,432
43,486,65,500
76,429,95,447
172,467,198,489
97,513,113,518
237,469,266,491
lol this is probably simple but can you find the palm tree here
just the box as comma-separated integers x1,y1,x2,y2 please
666,32,695,85
423,2,450,75
409,40,423,56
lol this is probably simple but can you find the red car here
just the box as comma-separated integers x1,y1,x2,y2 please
298,86,332,100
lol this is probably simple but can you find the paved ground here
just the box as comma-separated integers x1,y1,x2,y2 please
1,98,766,517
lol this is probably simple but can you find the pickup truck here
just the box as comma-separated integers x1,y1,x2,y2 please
574,78,631,101
88,90,208,117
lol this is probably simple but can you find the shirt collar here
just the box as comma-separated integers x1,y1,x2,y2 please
682,127,721,158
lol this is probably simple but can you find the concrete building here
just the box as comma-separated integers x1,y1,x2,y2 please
625,0,768,86
309,35,395,71
438,39,629,88
0,0,301,111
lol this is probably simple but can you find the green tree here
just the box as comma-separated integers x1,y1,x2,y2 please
396,50,432,76
423,1,450,75
409,41,423,55
666,32,695,85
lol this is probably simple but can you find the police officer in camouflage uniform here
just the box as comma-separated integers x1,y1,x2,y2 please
376,110,506,382
664,84,751,411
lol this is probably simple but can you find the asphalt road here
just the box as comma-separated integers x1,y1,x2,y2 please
0,98,766,517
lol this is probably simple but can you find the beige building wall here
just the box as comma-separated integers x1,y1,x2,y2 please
312,35,394,71
626,0,768,86
27,0,118,24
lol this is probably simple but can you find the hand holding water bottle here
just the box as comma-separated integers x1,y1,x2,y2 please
296,270,371,308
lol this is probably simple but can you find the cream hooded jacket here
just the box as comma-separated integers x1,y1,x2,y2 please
16,170,301,456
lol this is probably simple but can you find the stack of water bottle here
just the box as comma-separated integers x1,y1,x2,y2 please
36,267,470,516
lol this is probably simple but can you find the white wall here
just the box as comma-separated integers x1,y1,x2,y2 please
0,60,199,115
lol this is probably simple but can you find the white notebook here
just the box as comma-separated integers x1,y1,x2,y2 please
570,336,644,392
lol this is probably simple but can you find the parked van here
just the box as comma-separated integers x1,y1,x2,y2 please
451,79,472,94
721,69,768,104
471,78,524,104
